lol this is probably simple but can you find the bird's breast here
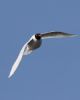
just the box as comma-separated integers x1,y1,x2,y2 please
27,39,42,50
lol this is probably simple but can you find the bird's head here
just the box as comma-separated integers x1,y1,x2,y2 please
35,33,41,40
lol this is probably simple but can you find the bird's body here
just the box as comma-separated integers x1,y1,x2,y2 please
23,34,42,55
8,31,80,78
27,35,42,50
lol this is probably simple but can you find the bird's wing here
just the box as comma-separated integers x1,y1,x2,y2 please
41,31,80,39
8,42,30,78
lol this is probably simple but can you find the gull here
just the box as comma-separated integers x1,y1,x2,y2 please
8,31,79,78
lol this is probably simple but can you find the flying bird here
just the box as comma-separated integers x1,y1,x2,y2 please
8,31,79,78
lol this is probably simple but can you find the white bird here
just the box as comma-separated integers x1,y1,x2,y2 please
8,31,79,78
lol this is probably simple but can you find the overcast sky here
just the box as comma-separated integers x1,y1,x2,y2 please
0,0,80,100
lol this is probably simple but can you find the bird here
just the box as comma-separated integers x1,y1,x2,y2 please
8,31,79,78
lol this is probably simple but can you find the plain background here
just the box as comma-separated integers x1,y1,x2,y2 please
0,0,80,100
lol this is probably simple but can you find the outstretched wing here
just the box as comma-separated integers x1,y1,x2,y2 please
41,32,80,39
8,42,29,78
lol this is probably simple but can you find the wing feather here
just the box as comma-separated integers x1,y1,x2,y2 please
8,43,28,78
41,32,79,39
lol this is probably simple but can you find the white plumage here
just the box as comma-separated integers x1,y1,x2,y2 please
8,31,80,78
